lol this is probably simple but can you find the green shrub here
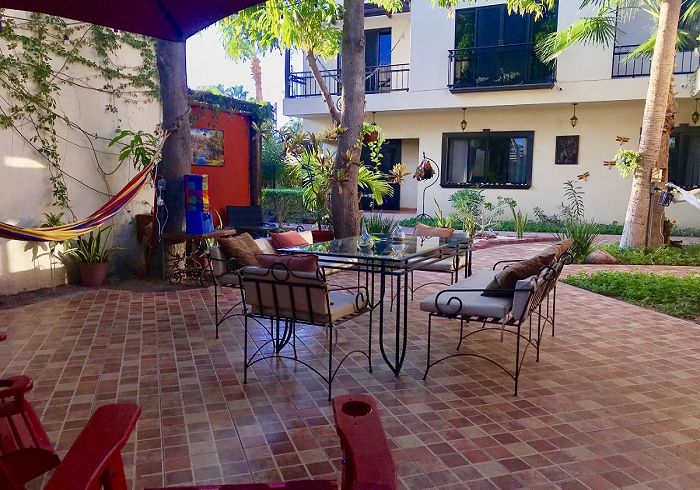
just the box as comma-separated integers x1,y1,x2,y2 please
600,243,700,266
362,213,397,234
262,188,305,225
563,270,700,323
672,227,700,237
557,219,599,263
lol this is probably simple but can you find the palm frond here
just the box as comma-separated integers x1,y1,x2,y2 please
624,35,657,59
506,0,556,19
358,166,393,206
536,15,618,62
682,0,700,25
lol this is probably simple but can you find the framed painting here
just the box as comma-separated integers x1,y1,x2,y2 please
555,135,579,165
191,127,224,167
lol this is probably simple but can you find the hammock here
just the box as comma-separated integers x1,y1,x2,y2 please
0,136,166,243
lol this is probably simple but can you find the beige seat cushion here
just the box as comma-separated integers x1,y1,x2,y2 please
413,254,467,272
218,273,240,287
242,266,366,324
420,270,512,318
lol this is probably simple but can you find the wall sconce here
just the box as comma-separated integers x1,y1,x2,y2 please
460,108,467,131
692,99,699,125
570,103,578,128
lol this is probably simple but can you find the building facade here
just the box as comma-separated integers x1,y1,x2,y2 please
283,0,700,229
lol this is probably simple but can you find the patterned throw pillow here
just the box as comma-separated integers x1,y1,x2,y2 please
218,233,261,267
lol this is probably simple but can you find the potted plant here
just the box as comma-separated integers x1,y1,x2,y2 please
62,226,115,286
362,122,379,144
285,125,392,242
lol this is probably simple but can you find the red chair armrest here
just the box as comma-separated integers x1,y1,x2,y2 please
0,376,33,401
45,404,141,490
332,394,397,490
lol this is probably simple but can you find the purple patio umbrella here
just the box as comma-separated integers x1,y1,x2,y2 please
0,0,260,41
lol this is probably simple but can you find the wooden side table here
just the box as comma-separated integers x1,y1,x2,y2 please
161,229,236,286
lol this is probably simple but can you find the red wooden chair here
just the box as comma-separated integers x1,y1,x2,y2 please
0,376,60,490
44,403,141,490
332,394,397,490
1,393,395,490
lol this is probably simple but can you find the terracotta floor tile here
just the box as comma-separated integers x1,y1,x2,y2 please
2,241,700,489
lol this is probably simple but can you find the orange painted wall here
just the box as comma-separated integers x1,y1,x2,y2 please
190,105,250,227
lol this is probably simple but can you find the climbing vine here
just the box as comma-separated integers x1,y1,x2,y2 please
0,10,158,209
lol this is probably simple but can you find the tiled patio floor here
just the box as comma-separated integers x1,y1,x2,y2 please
2,242,700,490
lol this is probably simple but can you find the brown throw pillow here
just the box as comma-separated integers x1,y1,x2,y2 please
494,255,547,291
218,233,261,267
414,222,455,237
257,253,319,273
482,277,515,298
270,231,309,250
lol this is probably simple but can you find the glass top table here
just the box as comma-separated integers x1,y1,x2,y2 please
282,233,470,271
281,233,472,375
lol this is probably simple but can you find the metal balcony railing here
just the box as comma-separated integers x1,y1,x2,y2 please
448,43,555,90
612,45,699,78
286,64,410,98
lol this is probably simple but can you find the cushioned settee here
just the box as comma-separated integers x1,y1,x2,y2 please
419,239,573,395
208,230,354,338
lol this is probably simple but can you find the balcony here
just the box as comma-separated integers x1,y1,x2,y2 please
286,64,410,98
612,45,699,78
448,43,555,92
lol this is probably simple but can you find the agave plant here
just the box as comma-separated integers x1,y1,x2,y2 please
63,226,115,264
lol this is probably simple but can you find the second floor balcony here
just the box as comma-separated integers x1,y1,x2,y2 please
448,43,555,92
286,64,410,98
612,44,699,78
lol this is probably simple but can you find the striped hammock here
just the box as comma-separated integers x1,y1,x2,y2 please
0,136,166,242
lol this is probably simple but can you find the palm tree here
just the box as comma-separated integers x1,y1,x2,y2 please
508,0,686,248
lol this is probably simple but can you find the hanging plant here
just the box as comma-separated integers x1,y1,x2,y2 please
614,149,643,178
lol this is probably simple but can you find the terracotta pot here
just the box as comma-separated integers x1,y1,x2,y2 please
363,131,379,144
79,262,108,287
61,256,82,285
311,230,335,243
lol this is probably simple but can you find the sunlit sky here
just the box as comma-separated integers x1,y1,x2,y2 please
186,27,288,124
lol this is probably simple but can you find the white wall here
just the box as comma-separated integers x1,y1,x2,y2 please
0,14,160,295
286,0,700,118
303,99,699,230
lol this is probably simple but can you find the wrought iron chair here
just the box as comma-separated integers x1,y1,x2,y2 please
208,245,245,339
390,232,471,310
240,264,371,400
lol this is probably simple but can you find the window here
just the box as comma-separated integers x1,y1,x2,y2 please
442,131,533,188
365,28,391,92
451,5,557,88
669,126,700,190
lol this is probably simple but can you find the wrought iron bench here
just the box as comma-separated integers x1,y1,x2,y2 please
420,244,572,395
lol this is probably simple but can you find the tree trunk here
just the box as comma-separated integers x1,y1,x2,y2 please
649,78,677,247
251,55,263,101
306,50,341,125
620,0,681,248
331,0,364,238
155,40,191,275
